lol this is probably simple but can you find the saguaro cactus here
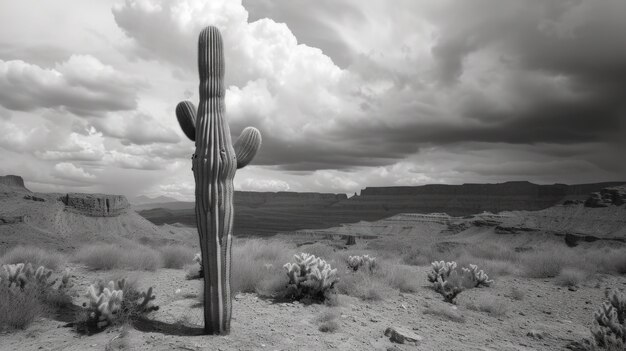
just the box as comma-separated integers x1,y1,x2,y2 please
175,26,262,335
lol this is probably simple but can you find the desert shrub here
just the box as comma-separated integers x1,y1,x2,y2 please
0,246,66,270
159,245,195,269
74,243,162,271
347,255,378,273
73,278,158,334
316,309,340,333
284,253,338,302
0,263,74,330
466,296,508,317
589,289,625,349
555,268,587,287
423,303,466,323
0,283,45,330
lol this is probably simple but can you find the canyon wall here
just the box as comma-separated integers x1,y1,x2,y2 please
138,181,625,236
344,181,626,216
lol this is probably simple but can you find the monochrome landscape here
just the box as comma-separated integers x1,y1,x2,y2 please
1,1,625,350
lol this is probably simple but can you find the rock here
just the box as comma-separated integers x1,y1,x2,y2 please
23,194,45,202
59,193,129,217
585,186,626,207
384,326,423,345
527,330,546,339
0,215,25,225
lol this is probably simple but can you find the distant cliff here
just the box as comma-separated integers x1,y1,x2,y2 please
343,181,626,216
0,175,30,192
59,193,130,217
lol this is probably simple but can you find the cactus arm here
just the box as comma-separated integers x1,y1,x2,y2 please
176,101,197,141
234,127,262,169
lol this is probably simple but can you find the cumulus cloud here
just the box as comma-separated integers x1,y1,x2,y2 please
36,130,106,161
52,162,96,183
0,55,143,116
89,112,180,145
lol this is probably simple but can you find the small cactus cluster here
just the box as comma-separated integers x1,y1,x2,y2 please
428,261,494,304
85,280,124,329
77,279,158,332
462,264,494,288
0,263,72,291
427,261,457,284
590,289,625,349
433,270,471,304
284,253,339,302
347,255,377,273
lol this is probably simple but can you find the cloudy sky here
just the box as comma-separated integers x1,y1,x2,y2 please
0,0,624,199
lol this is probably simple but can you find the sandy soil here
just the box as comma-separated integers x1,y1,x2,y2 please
1,263,624,351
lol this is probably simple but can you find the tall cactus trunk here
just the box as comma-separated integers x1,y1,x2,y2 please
194,26,236,335
175,25,261,335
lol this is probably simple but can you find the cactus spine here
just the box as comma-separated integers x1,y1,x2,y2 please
175,26,262,335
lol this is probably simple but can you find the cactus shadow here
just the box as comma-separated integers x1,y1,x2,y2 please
132,317,205,336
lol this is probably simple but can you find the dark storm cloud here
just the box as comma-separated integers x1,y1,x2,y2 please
241,0,625,176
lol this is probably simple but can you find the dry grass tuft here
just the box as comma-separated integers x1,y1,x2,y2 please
336,271,386,301
521,249,573,278
159,245,196,269
316,309,340,333
0,284,46,330
230,239,294,296
382,264,420,293
0,246,66,270
74,243,162,271
555,268,587,287
466,296,508,317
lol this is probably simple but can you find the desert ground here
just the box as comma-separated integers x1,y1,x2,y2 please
1,177,625,350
